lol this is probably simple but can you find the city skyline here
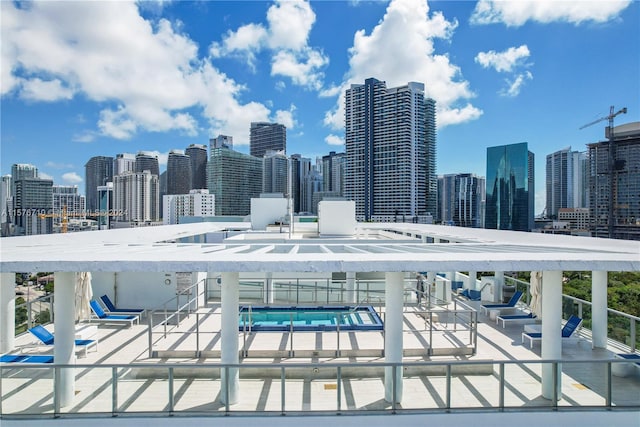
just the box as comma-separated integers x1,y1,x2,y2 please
2,0,639,215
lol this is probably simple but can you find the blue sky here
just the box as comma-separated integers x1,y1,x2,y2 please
2,0,639,214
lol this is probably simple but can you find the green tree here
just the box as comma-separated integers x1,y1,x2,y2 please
35,309,51,325
15,296,27,325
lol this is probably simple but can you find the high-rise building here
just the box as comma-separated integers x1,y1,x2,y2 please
546,148,587,219
135,151,160,176
262,150,288,195
290,154,311,214
52,185,86,227
1,175,13,236
250,122,286,158
301,165,322,214
166,150,192,195
113,153,136,176
185,144,208,190
437,173,485,228
163,189,215,225
85,156,113,212
207,147,263,216
344,78,436,222
11,163,38,183
113,171,160,224
485,142,535,232
322,151,346,196
210,135,233,150
97,182,113,230
13,177,53,235
587,122,640,240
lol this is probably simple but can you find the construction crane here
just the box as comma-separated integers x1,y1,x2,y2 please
579,105,627,238
38,206,122,233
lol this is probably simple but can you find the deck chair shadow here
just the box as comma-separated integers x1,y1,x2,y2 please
480,290,523,315
496,312,537,328
99,295,145,318
28,325,97,358
90,300,139,327
521,315,583,348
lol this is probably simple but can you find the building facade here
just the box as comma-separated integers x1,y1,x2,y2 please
166,150,192,195
210,135,233,150
290,154,311,214
322,151,346,196
185,144,208,190
13,177,53,235
97,183,113,230
438,173,485,228
163,189,215,225
587,122,640,240
113,153,136,176
344,78,436,222
1,175,13,236
52,185,86,227
113,171,160,224
546,148,587,219
485,142,535,232
262,150,288,196
250,122,286,158
85,156,113,212
207,147,263,216
135,152,160,176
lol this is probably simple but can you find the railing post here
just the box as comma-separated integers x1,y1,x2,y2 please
499,363,505,411
552,362,559,410
606,361,612,407
336,314,341,358
148,313,154,358
289,313,294,357
196,313,200,357
631,319,637,352
224,366,230,414
281,366,286,415
53,366,60,417
446,364,452,412
391,364,397,413
337,366,342,413
168,367,174,414
112,367,118,416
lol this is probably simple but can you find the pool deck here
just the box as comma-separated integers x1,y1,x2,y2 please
2,298,640,420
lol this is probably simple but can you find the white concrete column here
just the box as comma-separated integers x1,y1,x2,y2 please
494,271,505,302
0,273,16,353
467,271,477,290
384,272,404,403
263,272,273,304
591,271,608,349
220,272,240,405
345,272,356,304
54,272,76,407
541,270,562,400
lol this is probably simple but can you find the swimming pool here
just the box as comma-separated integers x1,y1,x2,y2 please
238,305,384,332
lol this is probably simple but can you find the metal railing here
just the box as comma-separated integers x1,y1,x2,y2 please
1,358,638,418
14,293,55,332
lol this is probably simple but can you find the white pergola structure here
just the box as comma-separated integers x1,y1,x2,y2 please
1,222,639,406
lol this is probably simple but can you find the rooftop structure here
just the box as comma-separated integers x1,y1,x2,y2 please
1,213,639,424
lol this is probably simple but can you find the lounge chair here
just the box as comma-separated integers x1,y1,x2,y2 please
0,354,54,363
521,315,583,348
28,325,98,357
496,312,537,328
480,291,523,315
612,353,640,377
90,300,139,327
100,295,145,318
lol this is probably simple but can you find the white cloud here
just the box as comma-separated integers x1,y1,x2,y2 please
323,0,481,130
475,45,530,73
500,71,533,97
211,0,328,91
325,134,344,146
475,45,533,96
20,78,74,101
1,1,282,145
470,0,632,27
39,172,53,180
46,161,74,169
62,172,83,184
273,104,297,129
72,131,97,143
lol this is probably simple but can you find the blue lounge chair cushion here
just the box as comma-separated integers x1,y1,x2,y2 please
29,325,97,348
0,354,54,363
500,313,535,320
482,291,523,309
91,300,137,321
561,315,582,338
100,295,144,313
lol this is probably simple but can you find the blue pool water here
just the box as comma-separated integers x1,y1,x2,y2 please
238,305,384,332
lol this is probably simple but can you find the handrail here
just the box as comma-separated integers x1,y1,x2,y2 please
1,358,638,418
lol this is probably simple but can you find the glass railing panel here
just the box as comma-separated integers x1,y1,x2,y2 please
115,366,169,413
558,360,607,408
502,362,545,408
339,374,387,412
229,366,282,413
171,367,221,413
63,365,113,414
449,363,499,409
0,365,54,415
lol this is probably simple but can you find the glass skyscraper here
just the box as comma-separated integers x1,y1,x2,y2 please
250,122,286,158
485,142,535,231
167,150,192,195
84,156,113,212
